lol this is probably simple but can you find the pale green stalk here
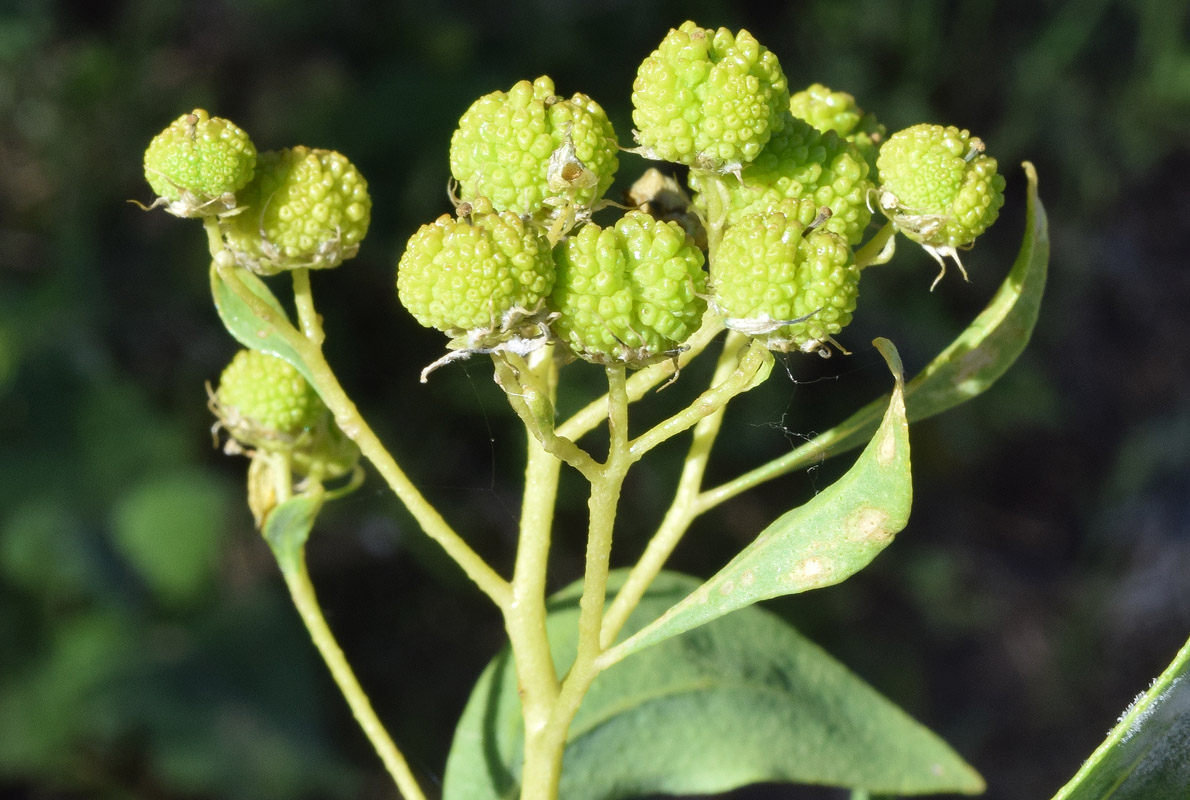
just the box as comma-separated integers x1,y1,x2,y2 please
556,312,725,443
626,340,769,461
503,348,564,782
690,169,733,257
205,229,507,798
493,355,598,479
211,253,510,608
291,267,325,346
855,221,896,269
693,421,844,516
260,451,425,799
599,331,747,648
517,366,633,800
280,551,429,800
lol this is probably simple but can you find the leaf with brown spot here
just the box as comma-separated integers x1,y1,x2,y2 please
607,339,911,662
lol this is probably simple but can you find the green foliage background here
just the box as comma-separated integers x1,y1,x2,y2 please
0,1,1187,798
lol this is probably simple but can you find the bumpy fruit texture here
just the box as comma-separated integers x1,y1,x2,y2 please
551,211,707,365
711,212,859,352
215,349,326,449
788,83,885,176
143,109,256,216
449,76,619,219
397,197,555,335
222,146,371,275
632,21,789,171
689,113,873,245
876,123,1005,251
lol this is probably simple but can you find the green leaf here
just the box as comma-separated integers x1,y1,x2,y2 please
0,610,138,772
109,470,231,607
612,338,909,660
1050,634,1190,800
260,493,323,578
766,160,1049,472
443,571,983,800
209,262,317,386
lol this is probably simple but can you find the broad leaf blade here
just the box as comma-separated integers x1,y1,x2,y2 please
443,571,984,800
764,160,1048,472
612,338,909,660
1051,634,1190,800
209,263,317,386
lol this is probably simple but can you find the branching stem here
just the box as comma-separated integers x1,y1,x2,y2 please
212,258,511,607
556,312,725,443
599,331,748,648
516,366,633,800
504,348,564,774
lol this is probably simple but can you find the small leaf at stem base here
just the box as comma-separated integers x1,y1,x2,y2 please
260,493,323,578
210,262,318,387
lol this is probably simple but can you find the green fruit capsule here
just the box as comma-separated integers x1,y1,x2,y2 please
788,83,885,176
214,349,326,451
689,113,874,246
449,76,619,221
222,146,372,276
143,109,257,217
631,20,789,171
711,211,860,354
397,197,555,337
876,123,1006,282
550,211,707,365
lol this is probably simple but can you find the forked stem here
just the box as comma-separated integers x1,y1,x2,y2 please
599,331,749,647
503,348,564,779
212,256,511,608
516,366,633,800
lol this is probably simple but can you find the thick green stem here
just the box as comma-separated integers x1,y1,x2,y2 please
518,366,632,800
281,555,428,800
504,349,563,777
574,366,630,664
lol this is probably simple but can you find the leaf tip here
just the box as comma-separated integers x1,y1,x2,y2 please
1021,160,1038,186
872,338,905,390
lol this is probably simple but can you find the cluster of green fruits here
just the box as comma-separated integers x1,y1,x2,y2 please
142,109,368,499
141,20,1008,413
396,20,1006,368
143,109,372,275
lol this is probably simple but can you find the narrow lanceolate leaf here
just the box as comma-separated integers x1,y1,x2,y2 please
210,262,317,386
260,493,323,579
1050,634,1190,800
752,160,1048,475
442,571,984,800
610,338,909,661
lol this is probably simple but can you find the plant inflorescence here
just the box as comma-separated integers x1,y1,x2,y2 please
139,19,1053,800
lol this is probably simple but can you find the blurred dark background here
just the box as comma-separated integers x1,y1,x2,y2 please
1,0,1188,798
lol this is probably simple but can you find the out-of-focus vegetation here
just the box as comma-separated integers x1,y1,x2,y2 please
0,1,1187,798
